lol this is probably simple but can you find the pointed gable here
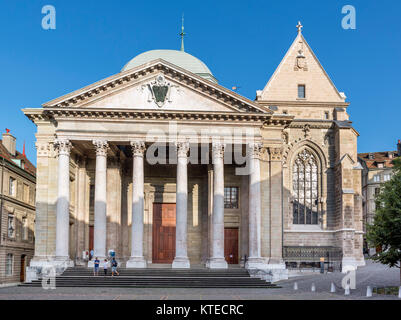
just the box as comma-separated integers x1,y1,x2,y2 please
259,30,345,103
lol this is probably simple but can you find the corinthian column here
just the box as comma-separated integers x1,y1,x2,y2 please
172,141,190,268
245,142,265,269
127,140,147,268
207,142,228,269
93,140,108,260
55,139,73,263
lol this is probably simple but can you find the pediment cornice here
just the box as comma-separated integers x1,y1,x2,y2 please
23,108,293,126
42,59,270,114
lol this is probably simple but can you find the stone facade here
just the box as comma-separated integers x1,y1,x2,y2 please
0,131,36,284
23,25,364,281
358,141,401,252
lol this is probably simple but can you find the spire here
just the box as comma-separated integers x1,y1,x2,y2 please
23,141,26,157
179,13,186,52
296,21,303,34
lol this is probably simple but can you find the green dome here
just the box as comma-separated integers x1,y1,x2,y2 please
121,49,217,83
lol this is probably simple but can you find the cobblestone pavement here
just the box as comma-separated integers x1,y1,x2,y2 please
0,260,399,300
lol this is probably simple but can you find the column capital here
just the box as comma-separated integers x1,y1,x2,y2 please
54,139,72,156
268,147,283,161
212,141,225,159
247,142,263,159
130,140,146,157
176,141,190,158
35,141,51,157
92,140,109,157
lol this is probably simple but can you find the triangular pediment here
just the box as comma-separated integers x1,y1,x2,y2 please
259,32,345,103
43,59,270,114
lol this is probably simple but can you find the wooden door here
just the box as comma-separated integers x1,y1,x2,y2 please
20,255,26,282
224,228,239,264
152,203,176,263
89,226,94,259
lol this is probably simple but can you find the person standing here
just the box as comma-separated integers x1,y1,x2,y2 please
93,257,100,276
111,258,119,276
103,259,108,276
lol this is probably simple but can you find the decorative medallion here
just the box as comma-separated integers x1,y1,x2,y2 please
296,49,306,69
147,74,172,107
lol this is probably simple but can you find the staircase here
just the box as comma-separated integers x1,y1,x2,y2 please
21,267,279,288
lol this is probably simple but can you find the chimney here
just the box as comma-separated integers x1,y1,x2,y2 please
2,129,16,156
398,139,401,157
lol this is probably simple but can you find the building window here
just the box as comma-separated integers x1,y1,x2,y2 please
5,254,13,276
9,177,16,196
373,175,380,182
292,149,319,225
23,184,30,203
224,187,239,209
8,215,15,238
298,85,306,99
374,187,380,196
324,111,329,120
22,217,28,240
377,163,384,168
383,174,391,182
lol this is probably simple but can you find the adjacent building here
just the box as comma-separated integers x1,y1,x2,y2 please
0,130,36,284
23,23,364,281
358,140,401,250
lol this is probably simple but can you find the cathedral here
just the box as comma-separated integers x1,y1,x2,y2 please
23,23,364,281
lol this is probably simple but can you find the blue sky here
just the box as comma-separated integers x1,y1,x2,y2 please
0,0,400,165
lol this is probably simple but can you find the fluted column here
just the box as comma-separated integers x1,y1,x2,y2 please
172,141,190,268
55,139,72,262
207,142,228,269
127,141,147,268
93,140,108,260
245,143,265,269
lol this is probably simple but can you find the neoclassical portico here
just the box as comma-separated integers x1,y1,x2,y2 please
50,130,280,270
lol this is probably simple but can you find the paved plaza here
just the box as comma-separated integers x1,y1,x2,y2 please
0,260,399,300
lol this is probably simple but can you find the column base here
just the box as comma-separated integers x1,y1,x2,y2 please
126,256,147,268
341,257,358,273
206,257,228,269
26,256,74,282
245,257,266,269
54,256,74,268
172,257,190,269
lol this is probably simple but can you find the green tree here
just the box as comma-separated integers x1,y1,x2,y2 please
367,157,401,283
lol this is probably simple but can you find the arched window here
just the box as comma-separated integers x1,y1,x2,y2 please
292,149,319,224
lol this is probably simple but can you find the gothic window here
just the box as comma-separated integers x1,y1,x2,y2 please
292,149,319,224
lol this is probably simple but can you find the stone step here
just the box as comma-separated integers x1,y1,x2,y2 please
20,267,278,288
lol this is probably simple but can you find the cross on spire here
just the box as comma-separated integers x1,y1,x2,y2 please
296,21,303,34
179,14,186,52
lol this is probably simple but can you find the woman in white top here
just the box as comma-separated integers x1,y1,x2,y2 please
103,259,108,276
